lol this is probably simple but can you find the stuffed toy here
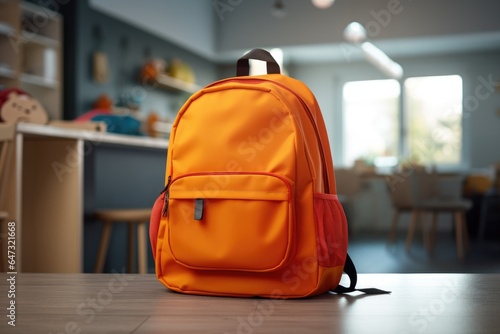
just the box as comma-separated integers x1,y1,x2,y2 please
0,88,49,124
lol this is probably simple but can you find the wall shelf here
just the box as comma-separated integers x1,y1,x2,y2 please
155,73,201,94
0,66,15,79
21,73,58,89
21,30,60,48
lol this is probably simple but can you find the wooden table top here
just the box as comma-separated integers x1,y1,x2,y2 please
1,273,499,333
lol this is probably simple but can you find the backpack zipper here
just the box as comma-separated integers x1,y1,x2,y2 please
161,172,292,217
161,176,171,216
282,85,331,194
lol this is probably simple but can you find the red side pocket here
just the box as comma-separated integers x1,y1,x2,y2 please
149,192,165,261
313,193,348,268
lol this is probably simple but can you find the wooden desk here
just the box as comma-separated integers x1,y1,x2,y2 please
0,273,499,333
3,123,168,273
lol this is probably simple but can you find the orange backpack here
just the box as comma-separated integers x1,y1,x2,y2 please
149,49,387,298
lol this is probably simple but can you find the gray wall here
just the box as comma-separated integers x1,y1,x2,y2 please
88,0,217,59
66,0,218,120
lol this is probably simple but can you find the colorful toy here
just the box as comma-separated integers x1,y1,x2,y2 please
167,58,195,84
0,88,48,124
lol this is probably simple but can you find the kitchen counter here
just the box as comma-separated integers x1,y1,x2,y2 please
17,122,169,149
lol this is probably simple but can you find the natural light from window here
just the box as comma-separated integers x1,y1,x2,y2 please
343,79,400,167
342,75,463,168
405,75,463,166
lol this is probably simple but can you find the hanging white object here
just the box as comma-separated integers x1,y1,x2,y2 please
312,0,335,9
343,22,404,80
360,42,403,79
343,22,367,44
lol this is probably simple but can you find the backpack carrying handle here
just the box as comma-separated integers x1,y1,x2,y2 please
236,48,281,76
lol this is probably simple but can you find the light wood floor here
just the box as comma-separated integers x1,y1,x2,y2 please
1,273,500,333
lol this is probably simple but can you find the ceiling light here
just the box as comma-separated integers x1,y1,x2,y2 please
343,21,404,79
343,22,367,44
312,0,335,9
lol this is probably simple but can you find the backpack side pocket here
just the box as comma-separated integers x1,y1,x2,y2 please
150,191,166,261
313,193,348,268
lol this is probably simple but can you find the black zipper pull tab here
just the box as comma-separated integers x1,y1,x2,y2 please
161,176,172,217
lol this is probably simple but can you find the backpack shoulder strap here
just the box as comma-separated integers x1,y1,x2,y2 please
331,254,391,295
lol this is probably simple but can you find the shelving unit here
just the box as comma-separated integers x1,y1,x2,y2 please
155,73,201,94
0,0,63,120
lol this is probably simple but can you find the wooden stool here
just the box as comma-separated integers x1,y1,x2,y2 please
94,209,151,273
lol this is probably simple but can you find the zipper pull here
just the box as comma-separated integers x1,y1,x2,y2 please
161,176,172,217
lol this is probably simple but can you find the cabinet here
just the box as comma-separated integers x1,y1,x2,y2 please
0,0,62,120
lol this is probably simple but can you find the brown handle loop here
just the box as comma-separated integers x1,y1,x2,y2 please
236,48,281,76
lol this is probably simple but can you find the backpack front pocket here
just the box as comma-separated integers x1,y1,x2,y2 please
166,172,294,272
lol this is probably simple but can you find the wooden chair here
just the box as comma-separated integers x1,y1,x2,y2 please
418,172,471,259
388,168,472,259
0,124,15,272
386,169,428,251
93,208,152,273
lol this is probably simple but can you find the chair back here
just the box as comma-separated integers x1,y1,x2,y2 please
388,167,439,209
411,169,466,202
435,174,466,200
415,169,439,200
388,172,419,209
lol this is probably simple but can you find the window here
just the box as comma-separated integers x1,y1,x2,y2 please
405,75,463,165
342,79,400,167
342,75,463,168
